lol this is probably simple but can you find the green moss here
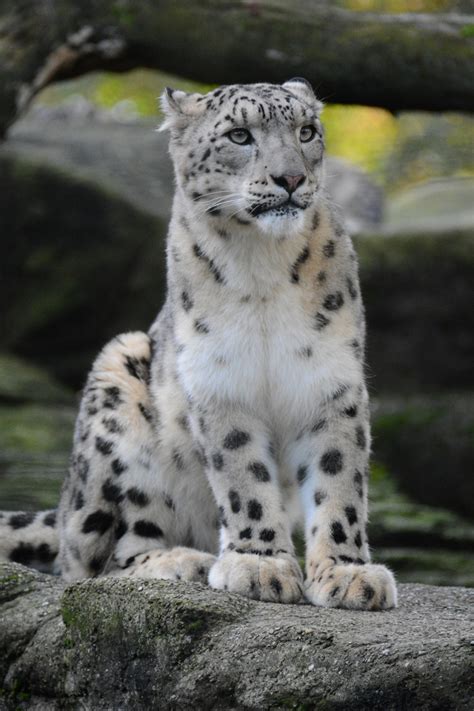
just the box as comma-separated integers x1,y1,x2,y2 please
374,548,474,587
0,404,74,455
460,24,474,38
61,577,250,661
0,401,74,509
374,407,439,434
39,68,213,119
0,353,73,405
368,459,474,587
187,619,205,634
0,677,31,708
0,563,37,588
0,573,21,584
355,229,474,272
370,461,474,535
61,604,77,629
111,1,135,27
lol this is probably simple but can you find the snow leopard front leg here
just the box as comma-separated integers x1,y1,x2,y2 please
290,384,397,610
198,408,303,603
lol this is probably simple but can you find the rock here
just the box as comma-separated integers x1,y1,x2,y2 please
0,402,75,511
371,394,474,520
372,548,474,588
0,562,472,710
6,113,174,221
385,177,474,235
0,353,76,511
0,353,73,405
355,229,474,393
325,156,384,234
367,452,474,589
0,150,167,385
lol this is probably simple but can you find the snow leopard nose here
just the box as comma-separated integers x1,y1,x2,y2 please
271,173,306,194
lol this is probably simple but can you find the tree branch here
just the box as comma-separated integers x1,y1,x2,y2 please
1,0,473,137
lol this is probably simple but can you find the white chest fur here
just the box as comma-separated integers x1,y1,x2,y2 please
175,274,361,438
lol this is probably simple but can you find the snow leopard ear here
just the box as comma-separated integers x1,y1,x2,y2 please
283,78,323,115
159,87,206,132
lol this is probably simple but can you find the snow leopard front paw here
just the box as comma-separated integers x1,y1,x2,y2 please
305,558,397,610
209,552,304,603
113,547,216,583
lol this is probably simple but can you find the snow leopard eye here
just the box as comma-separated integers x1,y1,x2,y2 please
299,125,317,143
227,128,253,145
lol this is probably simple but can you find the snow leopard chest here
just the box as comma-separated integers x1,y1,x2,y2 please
175,283,360,434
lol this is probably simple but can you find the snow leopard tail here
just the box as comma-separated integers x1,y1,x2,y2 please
0,509,60,574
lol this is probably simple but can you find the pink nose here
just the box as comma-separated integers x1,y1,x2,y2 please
271,174,306,194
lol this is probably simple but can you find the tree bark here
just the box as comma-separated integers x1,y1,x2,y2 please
0,1,473,137
0,562,472,710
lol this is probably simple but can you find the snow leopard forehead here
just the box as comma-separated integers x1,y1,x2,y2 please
195,82,320,127
160,79,323,134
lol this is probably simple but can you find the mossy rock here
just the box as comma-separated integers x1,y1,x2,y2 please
0,403,75,510
354,228,474,394
373,548,474,588
371,394,474,519
0,354,75,510
0,563,472,710
385,177,474,234
0,150,167,386
0,353,73,405
368,461,474,588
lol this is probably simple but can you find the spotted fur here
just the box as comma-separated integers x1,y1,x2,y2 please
0,79,396,610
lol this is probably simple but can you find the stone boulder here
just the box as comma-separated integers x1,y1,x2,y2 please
385,177,474,235
0,151,167,384
325,156,384,234
355,229,474,393
371,394,474,520
0,563,472,710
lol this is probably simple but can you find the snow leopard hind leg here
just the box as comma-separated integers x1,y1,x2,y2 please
58,330,217,583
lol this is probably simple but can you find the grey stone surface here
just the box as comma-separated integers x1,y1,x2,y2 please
325,156,384,234
372,394,474,520
385,177,474,234
0,562,472,710
0,149,167,384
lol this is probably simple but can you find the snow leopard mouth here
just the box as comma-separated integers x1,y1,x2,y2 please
249,199,307,218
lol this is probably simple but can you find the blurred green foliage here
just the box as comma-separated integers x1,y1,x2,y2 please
39,69,212,120
339,0,471,10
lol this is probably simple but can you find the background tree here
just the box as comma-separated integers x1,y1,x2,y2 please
0,0,473,138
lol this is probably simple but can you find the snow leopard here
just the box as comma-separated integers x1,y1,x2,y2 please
0,79,397,610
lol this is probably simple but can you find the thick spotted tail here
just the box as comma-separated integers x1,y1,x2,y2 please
0,509,60,574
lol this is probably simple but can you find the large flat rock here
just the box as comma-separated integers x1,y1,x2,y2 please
0,563,472,710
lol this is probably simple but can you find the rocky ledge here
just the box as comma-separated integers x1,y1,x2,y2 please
0,563,472,710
